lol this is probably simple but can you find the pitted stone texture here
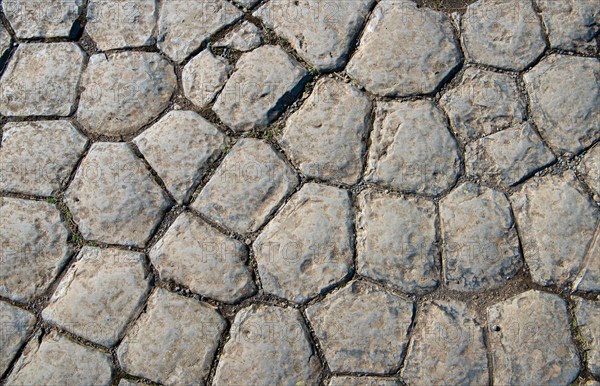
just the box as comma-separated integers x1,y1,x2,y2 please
2,0,82,38
461,0,546,71
574,228,600,293
213,46,308,132
77,52,176,137
0,43,84,116
42,247,150,347
65,143,170,247
214,21,262,52
254,183,354,303
280,78,371,185
149,212,256,303
192,138,298,234
441,183,522,291
0,120,87,196
255,0,374,71
465,123,556,187
182,50,232,108
575,298,600,376
329,377,400,386
1,198,71,302
579,144,600,196
511,172,598,286
440,68,526,142
133,110,226,203
402,300,488,385
86,0,156,51
306,280,413,373
357,190,439,295
0,302,36,375
487,290,580,386
213,305,320,386
346,0,461,97
118,288,226,385
0,24,11,58
157,0,242,63
524,55,600,155
365,100,460,196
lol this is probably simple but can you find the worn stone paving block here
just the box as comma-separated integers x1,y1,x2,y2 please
575,298,600,377
182,50,233,108
0,24,11,58
214,21,262,52
574,226,600,293
329,376,400,386
578,144,600,196
0,301,36,375
2,0,83,38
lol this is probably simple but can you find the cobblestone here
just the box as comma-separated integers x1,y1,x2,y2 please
214,21,262,52
2,0,83,39
0,302,36,375
182,50,233,108
579,144,600,196
574,298,600,377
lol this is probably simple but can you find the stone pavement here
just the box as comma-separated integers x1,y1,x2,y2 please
0,0,599,385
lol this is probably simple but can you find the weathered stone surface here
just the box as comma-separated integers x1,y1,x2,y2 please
157,0,242,63
0,43,84,116
149,212,256,303
77,52,176,137
537,0,600,52
306,280,413,373
280,77,371,184
213,305,320,386
365,100,461,196
255,0,374,71
579,144,600,196
575,298,600,377
524,54,600,154
0,302,36,375
585,380,600,386
346,0,461,96
0,24,11,58
214,21,262,52
357,190,439,294
461,0,546,71
65,143,170,247
182,50,232,108
118,288,226,385
133,110,226,203
511,172,598,286
329,376,400,386
465,123,556,187
192,138,298,234
0,198,71,302
441,183,522,291
42,247,150,347
574,227,600,293
118,380,139,386
2,0,82,38
402,300,488,385
254,183,354,303
233,0,260,8
487,290,580,385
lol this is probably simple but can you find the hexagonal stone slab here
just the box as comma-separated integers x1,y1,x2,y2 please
402,300,488,385
0,302,36,375
1,198,71,302
192,138,298,234
346,0,461,97
133,110,226,203
118,288,226,384
280,77,372,185
0,43,84,116
574,227,600,293
77,52,177,137
65,143,170,247
42,247,150,347
149,212,256,303
329,376,400,386
0,120,87,196
579,144,600,196
182,49,233,108
254,183,353,303
2,0,82,38
357,190,439,295
365,100,460,196
306,280,413,373
575,298,600,377
254,0,374,71
511,172,598,286
214,21,262,52
213,305,320,386
524,54,600,155
213,45,308,132
487,290,580,385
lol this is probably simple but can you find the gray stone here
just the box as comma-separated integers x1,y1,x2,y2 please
329,376,400,386
214,21,262,52
42,247,150,347
182,50,233,108
579,144,600,196
487,290,580,385
117,288,226,385
2,0,82,38
118,380,139,386
0,24,11,58
356,190,439,295
149,212,256,303
233,0,260,8
346,0,461,96
65,143,170,247
306,280,413,373
192,138,298,234
441,183,522,291
133,110,226,203
0,121,87,196
574,227,600,293
461,0,546,71
280,77,371,185
0,302,36,375
524,54,600,155
213,304,320,386
365,100,461,196
0,43,84,116
77,52,176,137
575,298,600,376
254,183,354,303
0,198,71,302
